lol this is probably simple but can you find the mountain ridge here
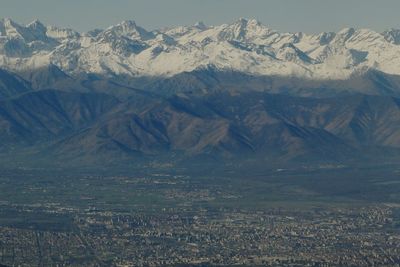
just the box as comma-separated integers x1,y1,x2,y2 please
1,89,400,168
1,18,400,168
1,18,400,82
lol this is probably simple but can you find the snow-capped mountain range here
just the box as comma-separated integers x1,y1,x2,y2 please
2,18,400,166
1,17,400,80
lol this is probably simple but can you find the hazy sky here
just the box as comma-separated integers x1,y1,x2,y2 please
1,0,399,33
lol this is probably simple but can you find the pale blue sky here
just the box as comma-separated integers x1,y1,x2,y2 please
1,0,399,33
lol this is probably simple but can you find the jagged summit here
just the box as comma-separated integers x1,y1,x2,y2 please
383,28,400,44
26,19,45,29
234,17,262,26
0,18,22,37
1,17,17,26
216,17,274,42
193,21,207,30
102,20,155,41
0,18,400,80
230,17,259,26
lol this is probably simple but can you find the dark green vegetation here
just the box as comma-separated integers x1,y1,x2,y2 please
0,164,399,218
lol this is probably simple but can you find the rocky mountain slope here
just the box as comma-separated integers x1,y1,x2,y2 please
0,18,400,167
1,89,399,166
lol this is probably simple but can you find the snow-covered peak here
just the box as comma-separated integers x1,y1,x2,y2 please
382,28,400,44
276,43,315,64
0,18,26,38
162,22,209,39
193,21,207,30
0,18,53,42
1,18,400,81
26,19,46,31
235,17,262,27
100,20,154,41
313,32,336,45
217,18,275,43
46,25,80,40
333,27,356,44
1,18,18,29
25,19,49,41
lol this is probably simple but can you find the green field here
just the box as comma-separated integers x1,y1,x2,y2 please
0,164,399,222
